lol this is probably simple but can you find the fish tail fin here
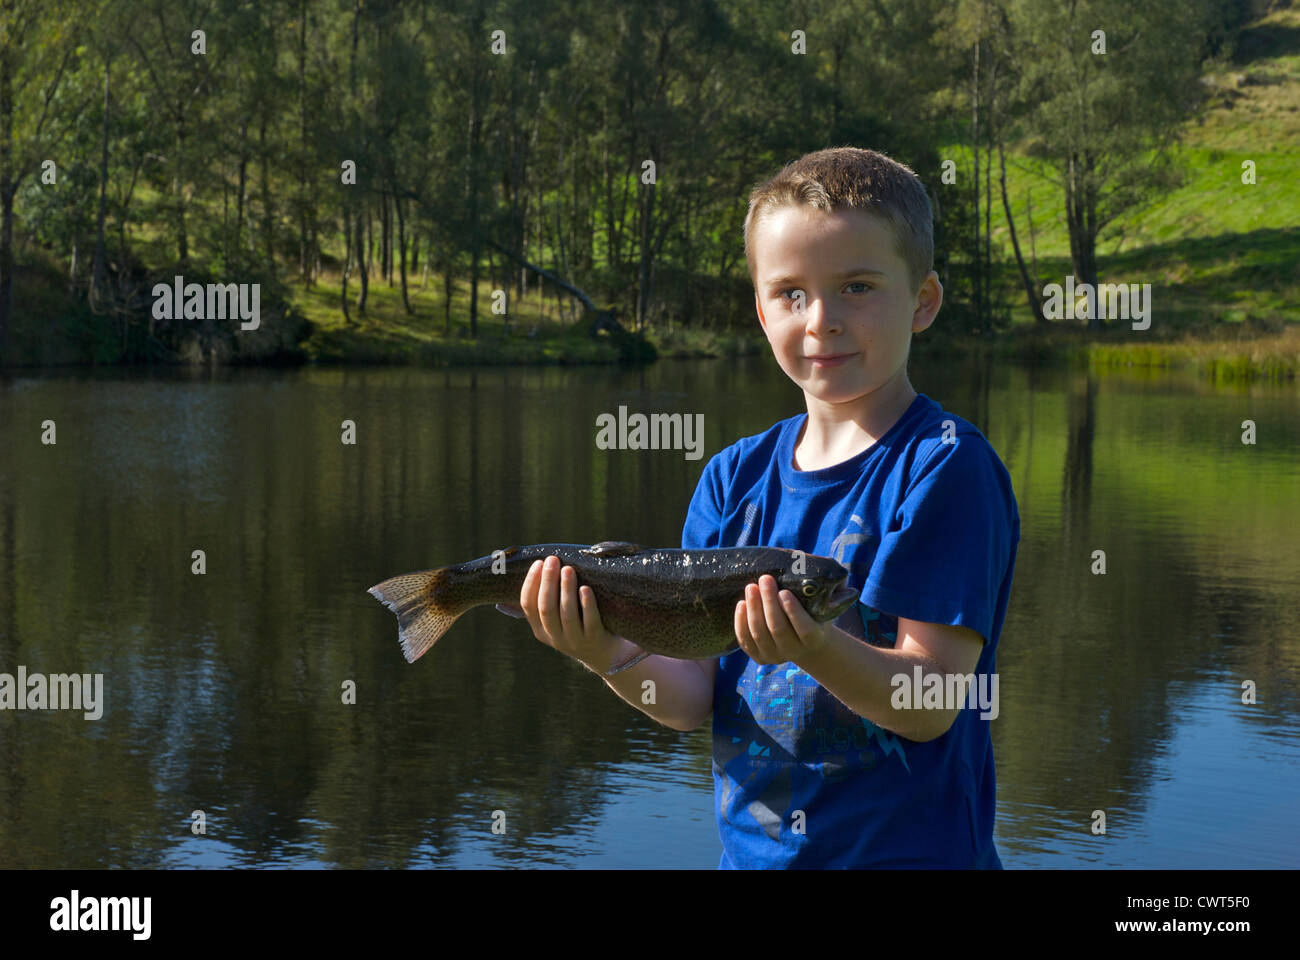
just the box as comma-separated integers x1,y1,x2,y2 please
367,568,460,663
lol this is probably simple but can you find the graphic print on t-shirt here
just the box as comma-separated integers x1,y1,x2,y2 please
714,511,915,834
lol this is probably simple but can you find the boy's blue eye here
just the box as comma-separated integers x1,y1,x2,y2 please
777,284,870,302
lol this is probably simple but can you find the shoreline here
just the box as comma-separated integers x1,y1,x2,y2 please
4,323,1296,383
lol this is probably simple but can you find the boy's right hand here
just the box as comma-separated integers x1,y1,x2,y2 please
506,555,631,674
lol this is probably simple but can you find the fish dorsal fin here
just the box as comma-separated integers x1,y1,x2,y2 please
584,541,647,557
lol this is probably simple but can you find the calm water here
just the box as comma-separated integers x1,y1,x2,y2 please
1,355,1297,869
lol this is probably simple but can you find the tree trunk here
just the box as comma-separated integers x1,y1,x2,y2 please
297,0,309,280
260,113,273,267
1027,188,1044,324
1,26,17,364
91,54,112,310
1064,151,1101,330
382,190,392,285
395,194,410,314
489,239,624,341
466,6,484,339
998,137,1044,324
971,38,983,331
0,184,13,367
469,242,479,337
680,196,693,328
410,222,419,283
519,194,529,299
235,117,248,255
174,117,188,269
983,66,993,334
347,0,361,319
221,157,229,257
443,255,452,335
341,206,352,323
637,185,652,331
356,199,368,313
117,156,142,304
467,132,480,337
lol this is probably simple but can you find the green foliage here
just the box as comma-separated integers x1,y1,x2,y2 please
1087,327,1300,381
0,0,1295,368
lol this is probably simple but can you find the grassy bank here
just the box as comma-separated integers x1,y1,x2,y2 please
296,271,624,365
294,270,778,365
11,235,1296,379
909,322,1300,382
1085,324,1300,382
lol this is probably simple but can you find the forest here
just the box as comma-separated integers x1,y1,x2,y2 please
1,0,1290,371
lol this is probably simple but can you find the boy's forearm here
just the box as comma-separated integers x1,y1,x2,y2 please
796,628,958,742
583,638,713,733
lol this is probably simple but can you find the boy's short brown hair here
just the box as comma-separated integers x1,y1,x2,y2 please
743,146,934,295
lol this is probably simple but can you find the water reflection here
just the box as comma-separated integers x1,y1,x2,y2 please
0,355,1296,867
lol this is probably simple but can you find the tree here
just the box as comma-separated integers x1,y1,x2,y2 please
1009,0,1208,329
0,0,82,365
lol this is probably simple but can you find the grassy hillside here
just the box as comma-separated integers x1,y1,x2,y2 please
971,4,1300,379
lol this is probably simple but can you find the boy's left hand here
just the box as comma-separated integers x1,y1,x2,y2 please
734,574,835,666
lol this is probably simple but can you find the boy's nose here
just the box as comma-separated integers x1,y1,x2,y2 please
801,298,842,336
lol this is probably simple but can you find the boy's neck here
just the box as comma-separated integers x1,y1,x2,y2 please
793,373,918,471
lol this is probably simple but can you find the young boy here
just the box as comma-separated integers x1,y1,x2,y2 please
511,147,1019,868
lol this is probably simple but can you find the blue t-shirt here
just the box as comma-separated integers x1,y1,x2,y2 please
681,392,1019,868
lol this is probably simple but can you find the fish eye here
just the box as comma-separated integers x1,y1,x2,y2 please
801,583,817,597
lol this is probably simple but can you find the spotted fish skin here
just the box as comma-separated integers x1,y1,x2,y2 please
368,542,859,665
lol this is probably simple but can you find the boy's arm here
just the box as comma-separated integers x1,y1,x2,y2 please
514,554,717,732
800,618,983,742
588,636,718,733
735,576,983,742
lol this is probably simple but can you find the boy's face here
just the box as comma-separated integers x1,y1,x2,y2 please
751,206,941,408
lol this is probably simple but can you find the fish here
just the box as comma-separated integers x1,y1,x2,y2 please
367,541,860,674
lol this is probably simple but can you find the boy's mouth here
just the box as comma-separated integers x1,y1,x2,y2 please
806,352,858,368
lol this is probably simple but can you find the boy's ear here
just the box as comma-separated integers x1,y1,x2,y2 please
755,291,767,331
911,272,942,334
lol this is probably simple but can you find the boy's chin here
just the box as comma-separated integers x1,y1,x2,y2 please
795,387,868,405
798,380,875,406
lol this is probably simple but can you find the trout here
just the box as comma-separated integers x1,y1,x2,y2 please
368,541,859,674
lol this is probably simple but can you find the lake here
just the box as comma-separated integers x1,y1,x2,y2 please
1,353,1297,868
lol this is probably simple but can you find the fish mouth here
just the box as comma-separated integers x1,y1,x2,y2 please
821,580,860,621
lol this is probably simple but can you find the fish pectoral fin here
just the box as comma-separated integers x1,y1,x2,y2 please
583,541,648,558
605,648,651,676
